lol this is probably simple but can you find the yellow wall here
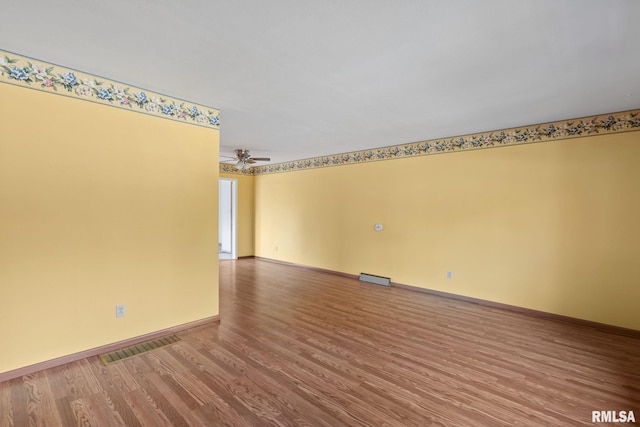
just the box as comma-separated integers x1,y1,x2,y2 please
0,83,219,373
220,173,255,257
255,132,640,330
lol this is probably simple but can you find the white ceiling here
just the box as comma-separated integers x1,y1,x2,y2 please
2,1,639,165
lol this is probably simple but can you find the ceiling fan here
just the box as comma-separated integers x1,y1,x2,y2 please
222,149,271,170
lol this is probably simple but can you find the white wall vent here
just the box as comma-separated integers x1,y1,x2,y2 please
359,273,391,287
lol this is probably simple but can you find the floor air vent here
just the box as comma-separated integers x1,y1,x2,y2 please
99,335,181,365
359,273,391,287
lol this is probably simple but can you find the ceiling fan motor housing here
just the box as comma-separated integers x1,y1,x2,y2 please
236,149,251,160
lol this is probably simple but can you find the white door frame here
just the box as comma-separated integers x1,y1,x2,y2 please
219,178,238,260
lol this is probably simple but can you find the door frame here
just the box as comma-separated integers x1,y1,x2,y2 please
219,178,238,260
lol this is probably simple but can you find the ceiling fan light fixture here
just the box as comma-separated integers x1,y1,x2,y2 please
224,149,270,169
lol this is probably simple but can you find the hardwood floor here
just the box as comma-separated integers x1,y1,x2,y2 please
2,258,639,426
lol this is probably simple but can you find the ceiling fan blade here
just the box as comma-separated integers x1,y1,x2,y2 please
250,157,271,161
246,159,257,164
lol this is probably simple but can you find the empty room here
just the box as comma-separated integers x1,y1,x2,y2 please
1,1,639,426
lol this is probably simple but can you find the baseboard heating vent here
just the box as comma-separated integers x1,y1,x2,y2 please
99,335,181,365
359,273,391,287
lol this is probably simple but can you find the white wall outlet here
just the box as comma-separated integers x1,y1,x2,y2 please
116,304,126,318
446,271,453,280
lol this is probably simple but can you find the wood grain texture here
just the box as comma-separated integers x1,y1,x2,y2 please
1,258,639,426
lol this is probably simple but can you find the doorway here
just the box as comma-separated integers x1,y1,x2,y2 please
219,178,237,260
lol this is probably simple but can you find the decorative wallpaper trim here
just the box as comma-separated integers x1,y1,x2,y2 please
220,163,256,175
0,50,220,130
220,108,640,175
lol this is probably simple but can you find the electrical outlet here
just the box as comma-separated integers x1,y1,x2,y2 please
116,304,126,318
446,271,453,280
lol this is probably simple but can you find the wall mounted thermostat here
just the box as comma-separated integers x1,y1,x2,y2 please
374,223,383,232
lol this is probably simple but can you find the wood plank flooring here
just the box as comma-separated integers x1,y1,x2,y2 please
2,258,639,426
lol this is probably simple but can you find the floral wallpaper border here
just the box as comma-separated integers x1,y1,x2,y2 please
221,108,640,175
220,163,256,175
0,50,220,130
